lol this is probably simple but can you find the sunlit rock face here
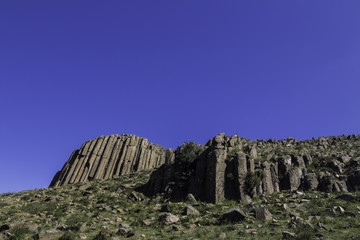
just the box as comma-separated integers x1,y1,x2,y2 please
49,134,174,187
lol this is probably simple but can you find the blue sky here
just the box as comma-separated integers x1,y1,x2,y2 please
1,1,359,193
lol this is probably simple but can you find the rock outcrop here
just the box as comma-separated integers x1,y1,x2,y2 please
50,132,360,204
143,133,360,203
50,134,174,187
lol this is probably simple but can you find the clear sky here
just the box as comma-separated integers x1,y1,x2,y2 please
1,1,360,193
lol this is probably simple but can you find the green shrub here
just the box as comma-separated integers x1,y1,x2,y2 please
245,170,264,197
21,202,57,215
254,156,266,163
295,227,316,240
53,203,69,220
170,141,203,198
177,141,201,164
65,213,89,227
226,147,241,162
58,231,79,240
91,232,107,240
9,226,31,240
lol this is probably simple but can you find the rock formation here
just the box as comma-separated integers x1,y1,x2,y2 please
51,133,360,204
144,133,360,203
50,134,174,187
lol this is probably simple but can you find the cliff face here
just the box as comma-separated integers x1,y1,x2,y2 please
50,134,174,187
144,133,360,203
50,133,360,204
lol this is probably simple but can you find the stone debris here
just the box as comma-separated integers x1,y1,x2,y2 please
159,213,180,224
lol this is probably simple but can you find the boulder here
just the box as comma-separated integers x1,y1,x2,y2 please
250,146,258,158
142,219,154,226
118,227,134,237
335,180,348,192
255,207,272,221
282,231,296,239
38,228,63,239
159,213,180,224
303,173,319,190
318,175,345,192
219,232,227,239
183,205,200,216
214,133,226,148
288,168,303,191
186,193,197,203
220,207,246,223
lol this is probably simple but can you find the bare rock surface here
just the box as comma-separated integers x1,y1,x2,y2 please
50,134,174,187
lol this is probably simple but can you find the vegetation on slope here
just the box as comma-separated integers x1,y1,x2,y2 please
1,169,360,240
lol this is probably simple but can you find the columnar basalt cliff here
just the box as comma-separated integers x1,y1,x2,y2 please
50,134,174,187
50,133,360,204
143,133,360,203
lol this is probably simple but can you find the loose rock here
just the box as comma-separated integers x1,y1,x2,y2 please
220,207,246,223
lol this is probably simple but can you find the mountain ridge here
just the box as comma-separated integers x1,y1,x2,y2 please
51,133,360,204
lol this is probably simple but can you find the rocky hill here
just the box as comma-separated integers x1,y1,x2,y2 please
144,133,360,204
51,133,360,205
1,133,360,239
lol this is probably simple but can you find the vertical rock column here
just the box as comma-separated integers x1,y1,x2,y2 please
94,135,117,180
234,151,252,202
79,137,105,182
76,139,99,183
206,149,227,203
205,133,227,203
49,149,79,187
261,161,274,195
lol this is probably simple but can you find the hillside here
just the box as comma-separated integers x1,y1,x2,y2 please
1,133,360,239
1,170,360,239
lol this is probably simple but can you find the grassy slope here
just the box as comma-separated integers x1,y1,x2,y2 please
1,170,360,240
